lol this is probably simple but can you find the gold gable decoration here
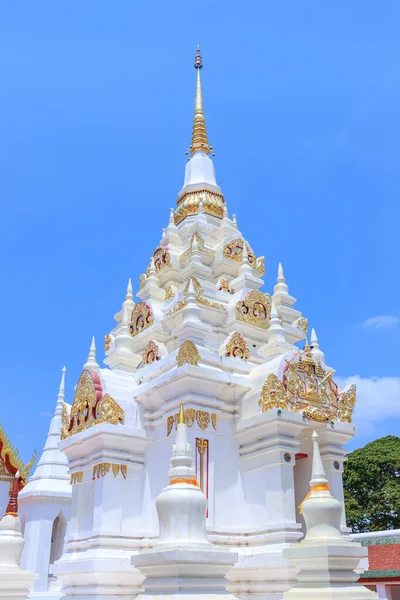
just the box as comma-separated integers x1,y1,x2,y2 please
180,232,215,265
225,332,250,361
61,371,124,440
177,340,200,367
0,422,37,482
236,290,272,330
175,189,225,225
152,246,170,273
142,340,161,364
223,238,265,276
258,344,357,423
130,301,154,337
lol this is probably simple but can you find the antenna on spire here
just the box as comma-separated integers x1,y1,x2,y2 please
194,45,203,69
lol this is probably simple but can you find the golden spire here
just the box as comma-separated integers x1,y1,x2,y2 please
190,46,210,156
178,401,185,424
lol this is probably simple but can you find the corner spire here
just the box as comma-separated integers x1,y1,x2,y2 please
191,46,210,156
83,336,99,370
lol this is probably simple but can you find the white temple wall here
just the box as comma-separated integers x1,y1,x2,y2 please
213,430,244,530
20,500,71,593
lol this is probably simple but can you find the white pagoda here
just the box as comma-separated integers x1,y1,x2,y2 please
18,48,358,600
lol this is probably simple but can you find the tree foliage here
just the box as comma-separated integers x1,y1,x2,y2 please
343,435,400,532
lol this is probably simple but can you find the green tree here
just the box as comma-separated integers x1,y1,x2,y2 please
343,435,400,532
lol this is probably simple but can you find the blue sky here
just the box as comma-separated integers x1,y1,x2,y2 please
0,2,399,464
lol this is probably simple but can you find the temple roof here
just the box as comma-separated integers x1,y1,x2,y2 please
0,422,36,484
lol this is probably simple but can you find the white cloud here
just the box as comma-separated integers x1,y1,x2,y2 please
360,315,400,329
40,411,52,418
336,375,400,439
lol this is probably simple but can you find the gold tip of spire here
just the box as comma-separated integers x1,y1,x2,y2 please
178,401,185,425
190,46,210,156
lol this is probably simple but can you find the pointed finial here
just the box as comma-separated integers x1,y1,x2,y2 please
56,366,66,410
223,203,228,219
83,336,99,370
278,262,285,282
232,214,237,227
310,431,328,487
191,46,210,156
310,327,325,363
169,207,176,227
178,401,185,425
5,471,20,516
126,278,133,301
242,243,249,264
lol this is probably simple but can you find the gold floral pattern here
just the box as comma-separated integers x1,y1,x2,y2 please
338,384,356,423
236,290,272,330
196,410,210,431
165,286,175,300
142,340,160,364
225,332,251,361
177,340,200,367
130,301,154,337
219,279,234,294
70,472,83,485
61,371,124,440
293,317,309,335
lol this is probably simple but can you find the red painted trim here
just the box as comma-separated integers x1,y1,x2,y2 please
295,453,308,460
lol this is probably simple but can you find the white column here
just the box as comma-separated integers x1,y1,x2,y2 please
376,583,391,600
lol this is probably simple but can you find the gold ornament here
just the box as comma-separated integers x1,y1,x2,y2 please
180,232,215,265
283,343,339,422
259,374,289,412
166,416,174,437
236,290,272,330
167,276,225,315
338,384,356,423
165,286,175,300
130,301,154,337
211,413,217,430
196,410,210,431
0,422,37,482
225,332,250,361
219,279,234,294
93,462,111,479
223,238,264,276
139,274,146,290
142,340,160,364
175,189,225,225
177,340,200,367
293,317,309,335
121,465,128,479
152,246,171,273
112,464,120,477
70,471,83,485
61,371,124,440
104,334,112,351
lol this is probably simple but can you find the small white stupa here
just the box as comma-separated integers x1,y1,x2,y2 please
132,402,238,600
283,432,378,600
0,472,37,599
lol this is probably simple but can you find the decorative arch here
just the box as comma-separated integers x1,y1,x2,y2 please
61,370,124,440
129,302,154,337
236,290,272,330
49,511,68,565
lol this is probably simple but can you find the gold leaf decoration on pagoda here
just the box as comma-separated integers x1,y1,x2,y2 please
174,189,225,224
129,301,154,337
142,340,160,364
167,408,217,436
165,286,175,300
61,371,124,440
152,246,170,273
259,374,289,412
225,332,250,361
177,340,200,367
218,279,234,294
104,334,112,351
223,238,265,276
0,422,37,482
258,344,357,424
293,316,309,335
167,277,225,315
180,232,215,265
236,290,272,330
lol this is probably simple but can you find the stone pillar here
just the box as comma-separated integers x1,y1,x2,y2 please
376,583,392,600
